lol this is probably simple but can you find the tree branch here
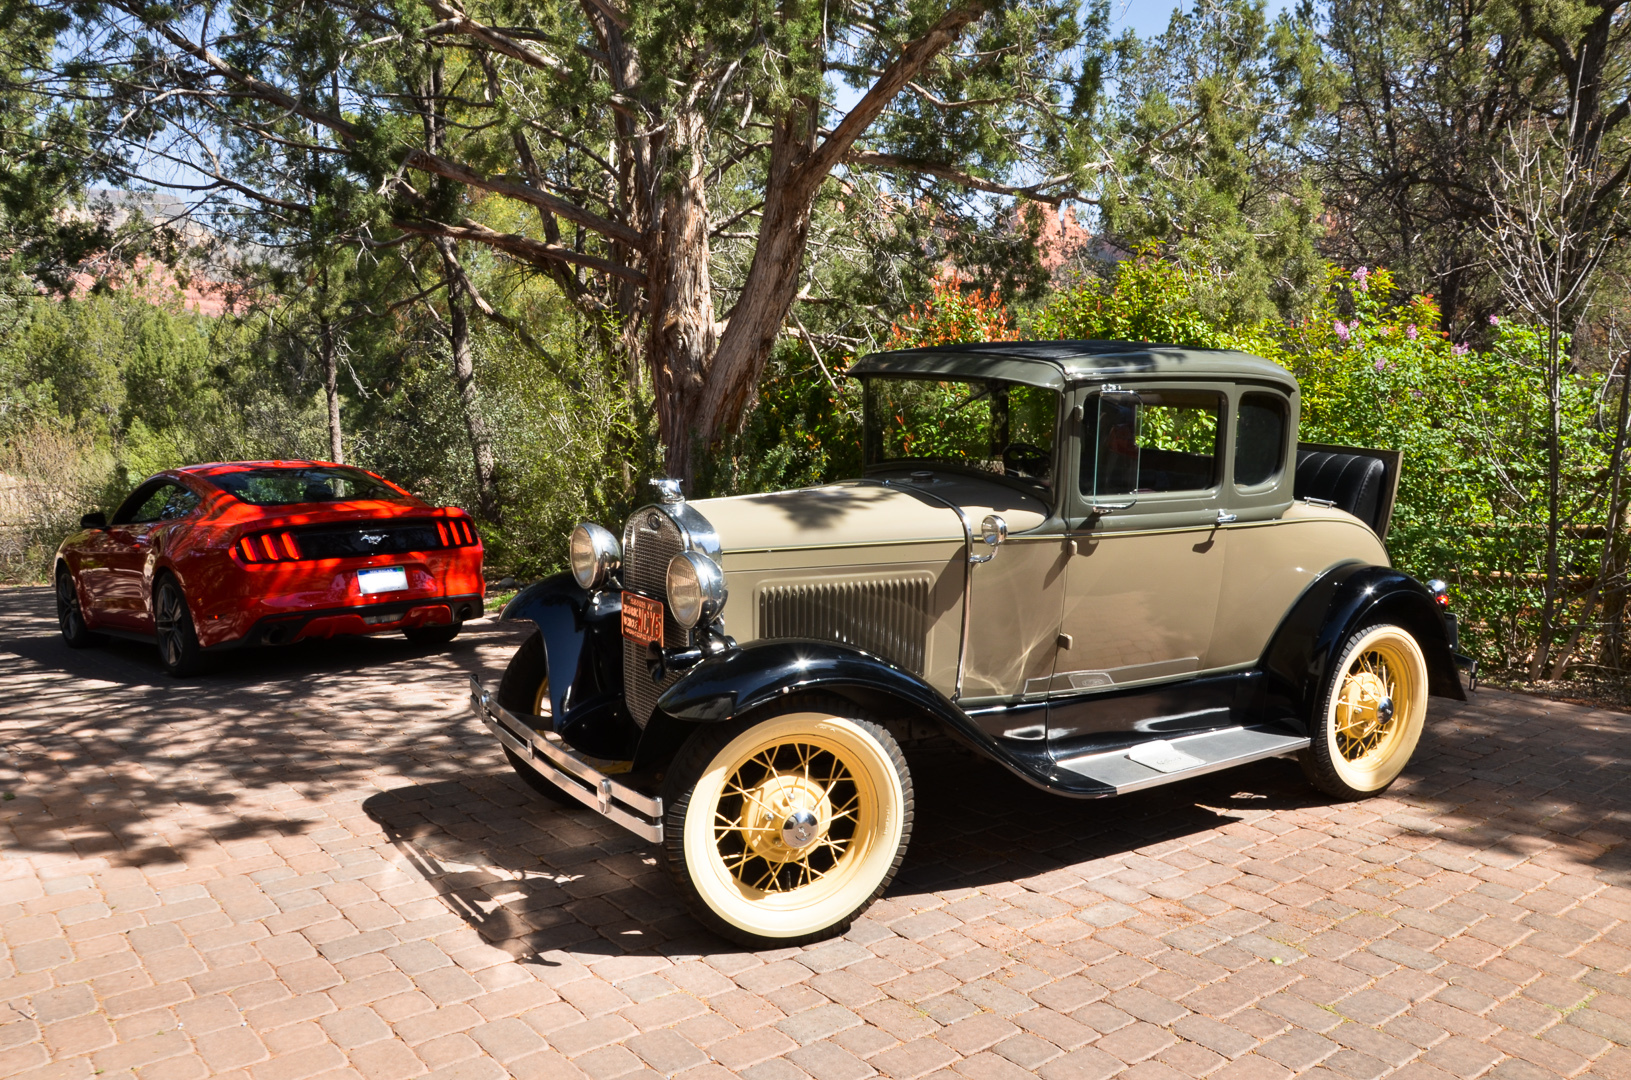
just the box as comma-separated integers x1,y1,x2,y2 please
803,3,991,181
392,218,647,282
845,151,1089,204
144,19,363,142
421,0,573,78
402,148,642,247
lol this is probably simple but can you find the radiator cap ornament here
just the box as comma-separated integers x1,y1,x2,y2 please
650,478,684,504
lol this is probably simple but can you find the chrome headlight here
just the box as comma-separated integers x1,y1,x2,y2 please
569,522,621,591
666,551,726,630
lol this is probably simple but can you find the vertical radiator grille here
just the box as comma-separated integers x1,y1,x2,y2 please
759,576,932,675
622,509,687,727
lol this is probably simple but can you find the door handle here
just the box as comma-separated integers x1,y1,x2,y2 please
1215,511,1238,525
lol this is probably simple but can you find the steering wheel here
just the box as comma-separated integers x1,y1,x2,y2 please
1002,442,1050,477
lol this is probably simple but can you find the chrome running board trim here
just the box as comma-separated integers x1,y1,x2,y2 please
469,675,664,843
1055,726,1310,795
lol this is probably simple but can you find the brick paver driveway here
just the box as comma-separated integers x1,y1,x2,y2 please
1,585,1628,1080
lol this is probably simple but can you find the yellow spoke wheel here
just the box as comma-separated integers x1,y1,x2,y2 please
1302,624,1428,799
664,707,911,947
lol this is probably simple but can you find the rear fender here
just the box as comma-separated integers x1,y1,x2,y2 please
1259,563,1465,734
502,573,630,751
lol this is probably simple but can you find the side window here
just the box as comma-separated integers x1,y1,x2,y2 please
1235,393,1288,487
129,485,175,524
112,481,168,525
1082,389,1224,496
160,485,201,520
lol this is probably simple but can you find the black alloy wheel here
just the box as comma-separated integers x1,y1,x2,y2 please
55,568,104,648
154,577,205,676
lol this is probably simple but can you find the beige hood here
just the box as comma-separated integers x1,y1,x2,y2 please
691,477,1049,555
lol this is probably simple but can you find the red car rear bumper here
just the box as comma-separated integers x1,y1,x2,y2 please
192,549,486,648
211,592,486,648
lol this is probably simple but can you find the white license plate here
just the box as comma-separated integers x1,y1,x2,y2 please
357,566,409,594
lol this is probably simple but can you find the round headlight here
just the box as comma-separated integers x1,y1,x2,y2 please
569,522,620,591
666,551,727,630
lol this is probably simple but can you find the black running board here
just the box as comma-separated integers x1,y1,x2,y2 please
1055,726,1309,795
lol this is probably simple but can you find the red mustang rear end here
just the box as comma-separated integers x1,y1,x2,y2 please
54,461,485,674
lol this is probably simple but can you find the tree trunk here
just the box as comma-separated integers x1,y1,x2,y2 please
699,109,822,455
433,237,500,520
645,107,717,484
639,6,985,482
320,317,343,464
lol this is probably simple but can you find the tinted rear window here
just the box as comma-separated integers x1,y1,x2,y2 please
204,466,409,506
1234,393,1288,487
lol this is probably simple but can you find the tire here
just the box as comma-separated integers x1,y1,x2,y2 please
497,631,551,716
404,622,461,646
660,701,913,948
496,631,576,806
153,576,206,677
1300,623,1429,800
55,567,105,648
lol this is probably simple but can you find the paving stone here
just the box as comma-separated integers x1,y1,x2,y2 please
787,1040,876,1080
625,1029,709,1073
1037,1046,1124,1080
869,1037,960,1080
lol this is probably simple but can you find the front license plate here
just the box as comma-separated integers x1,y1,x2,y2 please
621,592,664,648
357,566,409,595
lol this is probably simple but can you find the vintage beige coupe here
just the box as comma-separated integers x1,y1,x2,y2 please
471,341,1468,946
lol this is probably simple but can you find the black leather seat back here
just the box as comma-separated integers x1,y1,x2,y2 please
1295,449,1387,532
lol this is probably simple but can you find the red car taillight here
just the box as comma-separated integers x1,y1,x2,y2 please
438,519,478,547
238,531,303,563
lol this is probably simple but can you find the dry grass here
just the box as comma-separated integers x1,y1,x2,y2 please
0,426,115,583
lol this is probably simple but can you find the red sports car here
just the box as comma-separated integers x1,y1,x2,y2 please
53,461,485,675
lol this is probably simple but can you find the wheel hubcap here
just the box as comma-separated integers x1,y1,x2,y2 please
780,808,820,849
1336,654,1399,762
715,741,861,893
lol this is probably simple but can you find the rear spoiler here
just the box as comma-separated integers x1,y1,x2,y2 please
1295,442,1403,539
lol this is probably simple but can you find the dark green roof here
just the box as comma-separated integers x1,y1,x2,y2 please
849,340,1299,392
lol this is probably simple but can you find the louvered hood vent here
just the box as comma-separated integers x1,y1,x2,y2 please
758,576,933,675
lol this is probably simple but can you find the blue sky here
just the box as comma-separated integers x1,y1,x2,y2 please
1108,0,1295,40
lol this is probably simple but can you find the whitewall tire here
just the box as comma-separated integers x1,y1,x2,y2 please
661,704,912,947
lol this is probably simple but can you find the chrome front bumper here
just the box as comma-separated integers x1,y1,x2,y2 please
469,675,664,843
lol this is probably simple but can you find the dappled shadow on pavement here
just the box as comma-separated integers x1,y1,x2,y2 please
0,584,530,869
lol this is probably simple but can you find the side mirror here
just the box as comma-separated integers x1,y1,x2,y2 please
80,512,107,530
1089,390,1141,513
971,514,1007,564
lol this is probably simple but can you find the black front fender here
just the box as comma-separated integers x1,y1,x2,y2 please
501,572,635,757
656,638,964,726
1259,563,1465,734
652,639,1112,797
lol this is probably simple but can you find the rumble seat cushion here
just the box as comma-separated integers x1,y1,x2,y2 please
1295,449,1386,529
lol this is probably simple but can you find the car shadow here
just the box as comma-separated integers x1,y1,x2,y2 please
360,689,1630,961
359,750,1352,963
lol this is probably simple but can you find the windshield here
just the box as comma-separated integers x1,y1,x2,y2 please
863,377,1059,490
204,465,411,506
